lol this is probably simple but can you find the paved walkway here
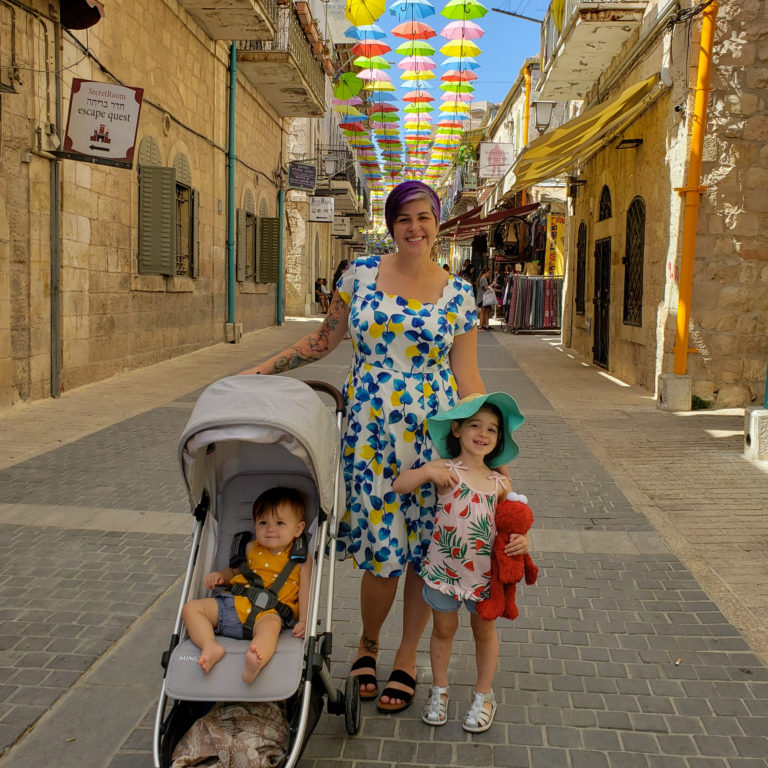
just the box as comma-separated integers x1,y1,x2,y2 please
0,320,766,768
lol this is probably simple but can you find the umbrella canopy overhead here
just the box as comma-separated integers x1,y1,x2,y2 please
388,0,436,20
351,40,392,56
441,69,478,81
394,39,436,56
344,23,387,39
440,19,484,39
440,39,481,57
397,56,436,70
353,55,391,69
345,0,386,26
440,0,488,20
333,72,364,100
391,20,435,38
440,55,479,69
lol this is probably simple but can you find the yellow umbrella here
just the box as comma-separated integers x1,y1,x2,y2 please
364,80,396,91
401,70,435,80
439,39,482,57
345,0,386,26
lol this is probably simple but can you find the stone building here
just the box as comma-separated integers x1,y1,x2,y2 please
0,0,367,409
486,0,767,407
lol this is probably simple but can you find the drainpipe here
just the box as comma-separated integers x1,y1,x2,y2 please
521,65,531,206
673,0,718,375
51,16,63,397
226,42,237,328
277,188,284,326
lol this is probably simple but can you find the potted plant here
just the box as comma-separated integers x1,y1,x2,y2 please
295,0,312,27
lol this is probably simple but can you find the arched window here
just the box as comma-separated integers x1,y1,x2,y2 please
575,222,587,315
172,154,195,277
623,196,645,326
598,185,612,221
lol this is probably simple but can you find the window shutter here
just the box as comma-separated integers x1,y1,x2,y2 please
236,208,247,282
258,217,280,283
191,188,200,278
138,166,175,275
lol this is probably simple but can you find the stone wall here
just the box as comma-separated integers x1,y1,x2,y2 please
0,0,286,407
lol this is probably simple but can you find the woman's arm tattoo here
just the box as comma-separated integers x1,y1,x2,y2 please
272,317,336,372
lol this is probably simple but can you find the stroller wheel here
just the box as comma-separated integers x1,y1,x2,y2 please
344,674,362,735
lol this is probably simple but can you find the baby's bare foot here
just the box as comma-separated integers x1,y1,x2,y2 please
242,646,265,683
198,643,226,674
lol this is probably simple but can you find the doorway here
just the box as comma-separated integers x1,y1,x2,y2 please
592,237,611,368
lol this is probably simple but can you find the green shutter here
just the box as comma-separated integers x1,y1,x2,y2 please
236,208,247,282
258,217,280,283
191,188,200,278
138,166,175,275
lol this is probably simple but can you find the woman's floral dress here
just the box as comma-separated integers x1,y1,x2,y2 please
336,255,477,577
420,461,504,601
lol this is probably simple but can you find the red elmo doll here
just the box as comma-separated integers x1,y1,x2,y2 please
477,493,538,621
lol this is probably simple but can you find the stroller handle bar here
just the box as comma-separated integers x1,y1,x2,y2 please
304,380,345,416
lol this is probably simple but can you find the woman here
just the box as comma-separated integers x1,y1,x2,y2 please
476,266,493,331
239,181,485,712
332,259,350,293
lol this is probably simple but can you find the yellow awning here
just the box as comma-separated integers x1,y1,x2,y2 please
485,74,666,213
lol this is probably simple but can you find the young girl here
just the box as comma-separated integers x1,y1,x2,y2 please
182,487,312,684
393,392,527,733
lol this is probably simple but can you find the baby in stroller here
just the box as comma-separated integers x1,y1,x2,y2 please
181,487,312,683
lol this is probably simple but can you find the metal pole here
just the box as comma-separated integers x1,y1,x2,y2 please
50,16,63,397
277,187,285,326
673,0,718,375
226,42,237,325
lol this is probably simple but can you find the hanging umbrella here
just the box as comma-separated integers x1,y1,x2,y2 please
404,103,434,112
353,55,391,69
441,69,477,81
367,92,398,102
357,69,392,81
402,89,434,101
397,56,436,70
389,0,435,19
440,81,475,91
391,20,435,38
439,101,471,111
440,0,488,20
344,23,387,40
351,40,392,56
440,56,480,69
340,121,368,131
401,70,436,80
440,91,473,101
439,19,484,39
369,111,399,121
364,80,396,91
368,102,399,112
394,40,436,56
345,0,387,26
333,72,364,101
440,39,481,57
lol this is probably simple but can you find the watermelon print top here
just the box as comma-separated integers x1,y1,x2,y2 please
420,461,505,601
335,255,477,578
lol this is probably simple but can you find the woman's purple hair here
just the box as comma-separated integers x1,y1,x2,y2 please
384,181,441,237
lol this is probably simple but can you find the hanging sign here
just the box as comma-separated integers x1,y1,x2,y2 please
310,196,335,222
332,216,352,236
479,142,515,180
545,213,566,276
288,162,317,191
58,79,143,168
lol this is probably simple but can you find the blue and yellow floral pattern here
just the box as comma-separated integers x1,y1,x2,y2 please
335,255,477,577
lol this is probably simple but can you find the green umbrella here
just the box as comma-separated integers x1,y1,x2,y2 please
440,0,488,20
353,55,391,69
439,82,474,93
333,72,364,100
394,40,436,56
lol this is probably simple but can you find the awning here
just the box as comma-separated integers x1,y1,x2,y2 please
483,73,668,215
439,202,538,238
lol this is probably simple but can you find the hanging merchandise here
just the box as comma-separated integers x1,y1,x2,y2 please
503,275,563,333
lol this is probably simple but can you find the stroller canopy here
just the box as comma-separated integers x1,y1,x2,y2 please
178,376,340,514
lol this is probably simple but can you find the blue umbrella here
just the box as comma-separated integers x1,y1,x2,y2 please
345,23,387,40
440,56,480,70
388,0,435,20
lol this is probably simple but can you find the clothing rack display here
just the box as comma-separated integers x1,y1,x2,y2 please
502,274,563,334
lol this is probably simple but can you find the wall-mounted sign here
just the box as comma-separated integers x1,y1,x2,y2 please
479,142,515,180
310,196,334,222
58,79,143,168
288,162,317,191
331,216,352,236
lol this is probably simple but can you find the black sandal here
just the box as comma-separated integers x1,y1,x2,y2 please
350,655,378,700
376,669,416,713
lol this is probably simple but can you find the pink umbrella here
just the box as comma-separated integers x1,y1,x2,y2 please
397,56,436,70
357,69,393,81
440,20,485,39
402,90,434,102
332,96,364,106
440,91,473,101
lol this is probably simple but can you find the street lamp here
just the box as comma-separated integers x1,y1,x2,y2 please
532,101,555,136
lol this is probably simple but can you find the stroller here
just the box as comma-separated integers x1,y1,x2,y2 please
153,375,361,768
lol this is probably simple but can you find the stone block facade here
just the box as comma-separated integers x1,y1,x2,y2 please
562,0,768,407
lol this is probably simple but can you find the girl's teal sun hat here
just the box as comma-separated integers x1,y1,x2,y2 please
426,392,525,467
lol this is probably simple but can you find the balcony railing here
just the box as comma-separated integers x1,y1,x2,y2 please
539,0,648,99
237,5,325,117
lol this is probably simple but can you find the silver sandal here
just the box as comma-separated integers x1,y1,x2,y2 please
462,689,497,733
422,685,449,726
